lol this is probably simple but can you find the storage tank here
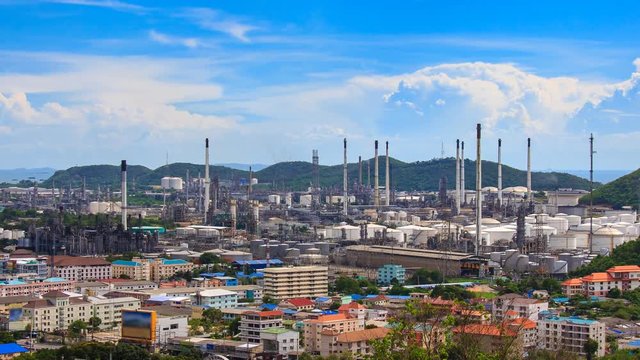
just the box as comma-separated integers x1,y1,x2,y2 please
297,243,314,254
591,226,626,253
314,242,331,256
558,253,573,263
619,213,637,223
568,255,586,272
485,227,516,243
250,239,265,255
88,201,101,214
197,228,220,238
575,223,601,232
503,249,519,269
547,217,569,234
627,226,639,237
515,255,530,272
161,177,172,189
548,234,577,250
268,194,281,204
490,252,502,263
1,230,12,240
300,194,313,206
397,211,408,221
366,224,387,239
11,230,25,239
176,227,197,237
306,247,321,255
530,225,557,237
169,177,183,190
552,260,568,275
410,215,421,224
285,248,300,260
385,229,405,243
277,244,290,258
539,256,556,273
564,215,582,227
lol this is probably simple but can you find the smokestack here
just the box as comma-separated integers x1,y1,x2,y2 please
230,199,237,237
186,170,190,204
385,141,390,206
367,159,370,188
358,156,362,189
475,124,482,256
253,200,260,236
343,138,348,216
248,166,253,195
461,141,466,205
374,140,379,207
121,160,127,230
455,139,460,215
527,138,532,203
204,138,210,225
498,139,502,208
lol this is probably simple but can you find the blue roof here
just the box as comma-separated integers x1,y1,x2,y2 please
322,310,338,315
200,272,226,278
0,343,28,355
282,309,298,315
543,316,598,325
261,303,278,310
237,271,264,278
234,259,284,266
552,297,570,303
112,260,141,267
315,297,331,302
43,277,67,283
386,295,410,300
0,280,26,286
350,294,363,300
160,259,189,265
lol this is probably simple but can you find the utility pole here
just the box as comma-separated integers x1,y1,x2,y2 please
589,133,594,252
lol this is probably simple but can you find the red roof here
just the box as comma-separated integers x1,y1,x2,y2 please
338,302,367,311
453,324,517,337
307,314,349,323
562,278,583,286
47,255,110,267
607,265,640,273
242,310,283,317
285,298,314,307
509,318,537,330
582,272,614,282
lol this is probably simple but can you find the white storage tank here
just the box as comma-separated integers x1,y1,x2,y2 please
563,215,582,227
481,218,501,228
197,228,220,238
397,211,408,221
299,194,313,206
484,227,516,243
410,215,421,224
490,252,502,263
268,194,281,204
553,260,568,275
169,177,183,190
366,224,387,239
333,224,360,241
88,201,101,214
515,255,530,272
548,234,577,250
530,225,557,237
176,227,197,237
397,225,437,245
2,230,12,240
161,177,172,189
591,226,626,253
619,213,637,223
546,217,569,234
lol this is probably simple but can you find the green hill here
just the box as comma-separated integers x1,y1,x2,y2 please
580,168,640,209
40,158,595,192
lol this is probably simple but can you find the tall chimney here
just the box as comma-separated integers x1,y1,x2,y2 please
455,139,460,215
121,160,127,230
461,141,466,205
374,140,379,207
343,138,348,216
498,139,503,209
186,170,190,204
367,159,371,188
248,166,253,196
385,141,390,206
204,138,210,225
230,199,237,237
475,124,482,256
358,156,362,189
527,138,532,203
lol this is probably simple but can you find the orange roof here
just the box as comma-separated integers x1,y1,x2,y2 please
562,278,583,286
453,324,517,337
509,318,537,330
582,272,614,282
336,327,390,343
338,302,367,311
242,310,283,317
607,265,640,273
505,310,518,316
284,298,315,307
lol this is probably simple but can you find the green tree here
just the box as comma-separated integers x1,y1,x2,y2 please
228,318,240,337
89,316,102,332
199,253,220,264
608,288,622,299
406,269,443,285
202,308,223,323
68,320,87,341
584,338,599,360
0,332,15,344
118,274,131,279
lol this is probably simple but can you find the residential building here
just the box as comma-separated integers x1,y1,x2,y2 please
0,278,74,297
492,294,548,321
260,327,300,356
320,327,389,358
279,298,315,311
562,265,640,297
155,314,189,344
263,266,328,300
303,313,365,354
337,302,367,320
151,259,194,282
453,324,522,358
48,256,112,281
507,317,538,350
111,259,151,281
537,315,605,358
240,310,284,344
377,264,405,285
192,289,238,309
21,291,141,333
14,259,48,277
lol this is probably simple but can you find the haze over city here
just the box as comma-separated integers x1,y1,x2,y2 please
1,1,639,171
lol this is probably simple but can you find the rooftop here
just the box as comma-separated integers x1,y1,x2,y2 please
336,327,390,343
262,327,294,335
48,255,110,267
262,266,327,274
346,245,472,261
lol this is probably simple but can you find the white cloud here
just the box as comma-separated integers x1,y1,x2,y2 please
43,0,144,12
180,8,258,42
148,30,200,49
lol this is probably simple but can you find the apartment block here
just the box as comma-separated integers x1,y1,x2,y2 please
303,313,365,354
49,256,112,281
263,266,328,300
0,278,75,297
492,294,548,321
192,289,238,309
239,310,284,344
561,265,640,297
261,328,300,356
320,327,389,358
377,264,405,285
537,315,605,358
151,259,194,282
111,259,151,281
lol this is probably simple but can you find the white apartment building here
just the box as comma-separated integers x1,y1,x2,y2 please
192,289,238,309
537,315,605,358
21,291,140,332
239,310,284,344
492,294,548,321
50,256,112,281
263,266,328,300
303,313,365,354
260,328,300,356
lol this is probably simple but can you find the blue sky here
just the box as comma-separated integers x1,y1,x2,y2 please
1,0,639,171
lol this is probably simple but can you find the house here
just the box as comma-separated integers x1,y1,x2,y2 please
239,310,284,344
453,324,522,358
320,327,390,358
260,327,300,356
279,298,315,311
337,302,367,320
561,278,584,297
303,313,364,354
363,295,388,307
492,294,548,321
